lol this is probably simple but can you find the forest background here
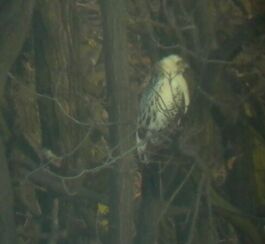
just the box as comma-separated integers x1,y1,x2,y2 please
0,0,265,244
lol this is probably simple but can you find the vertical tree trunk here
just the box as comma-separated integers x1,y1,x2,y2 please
33,0,86,161
100,0,135,243
0,140,17,244
0,1,35,243
0,0,35,88
33,2,94,240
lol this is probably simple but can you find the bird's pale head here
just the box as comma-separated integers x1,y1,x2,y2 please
159,55,188,76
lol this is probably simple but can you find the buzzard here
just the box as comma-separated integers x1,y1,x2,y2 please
136,55,190,163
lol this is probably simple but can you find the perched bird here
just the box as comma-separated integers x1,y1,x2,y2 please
136,54,190,163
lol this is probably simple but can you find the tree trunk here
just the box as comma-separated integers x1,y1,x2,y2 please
34,0,85,157
100,0,136,243
33,1,96,241
0,1,35,243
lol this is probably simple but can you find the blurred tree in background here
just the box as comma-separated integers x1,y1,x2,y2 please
0,0,264,243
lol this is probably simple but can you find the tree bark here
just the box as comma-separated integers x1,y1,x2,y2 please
0,0,35,90
33,0,87,162
0,140,17,243
100,0,136,243
0,1,35,243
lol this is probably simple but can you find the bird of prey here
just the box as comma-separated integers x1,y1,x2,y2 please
136,54,190,163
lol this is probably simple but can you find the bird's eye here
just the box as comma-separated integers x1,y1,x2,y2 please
176,60,182,66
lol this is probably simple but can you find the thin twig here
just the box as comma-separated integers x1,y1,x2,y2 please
157,162,197,223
